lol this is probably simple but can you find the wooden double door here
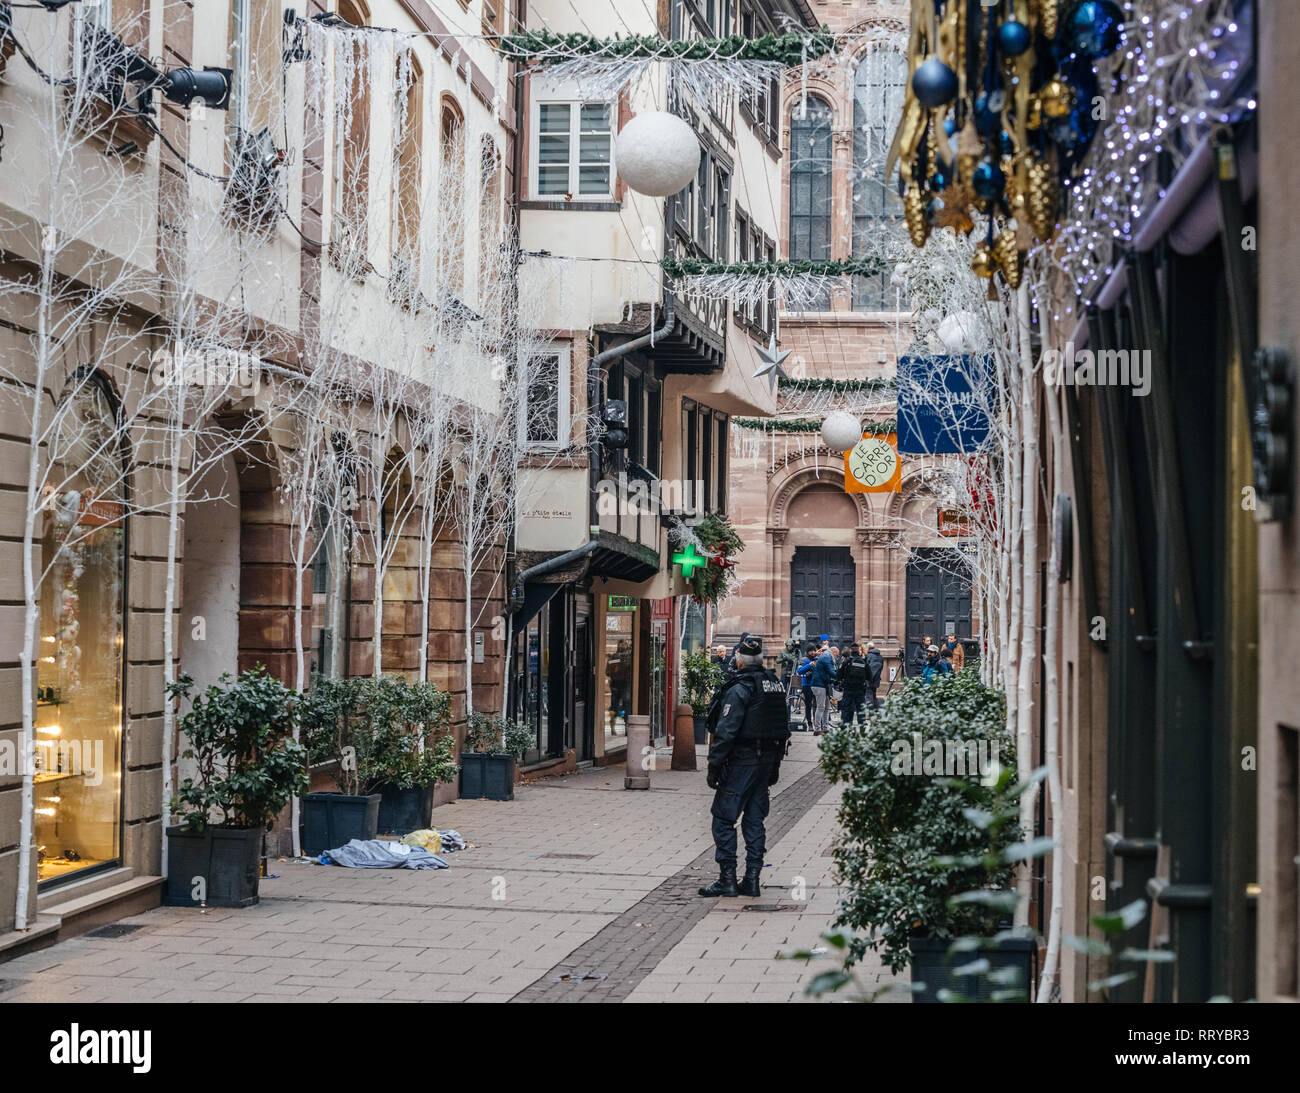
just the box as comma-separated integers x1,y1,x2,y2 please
789,546,856,647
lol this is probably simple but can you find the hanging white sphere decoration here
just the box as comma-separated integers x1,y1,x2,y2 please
614,111,701,197
937,310,983,353
821,411,863,453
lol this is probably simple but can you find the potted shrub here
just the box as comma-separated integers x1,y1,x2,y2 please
299,676,378,854
165,667,307,908
460,713,532,800
819,671,1032,1001
681,650,724,745
364,677,458,835
300,675,459,850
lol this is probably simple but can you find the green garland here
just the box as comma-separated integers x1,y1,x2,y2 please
688,511,745,605
661,256,888,279
733,418,897,435
778,376,895,393
496,29,838,67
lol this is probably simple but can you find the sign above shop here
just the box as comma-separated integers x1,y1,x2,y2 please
607,595,637,612
845,434,901,494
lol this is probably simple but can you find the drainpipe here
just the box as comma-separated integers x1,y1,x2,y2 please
587,300,675,526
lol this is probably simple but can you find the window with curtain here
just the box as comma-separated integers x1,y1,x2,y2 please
852,48,908,311
788,97,832,310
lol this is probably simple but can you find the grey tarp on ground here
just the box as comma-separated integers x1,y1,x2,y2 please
320,839,449,869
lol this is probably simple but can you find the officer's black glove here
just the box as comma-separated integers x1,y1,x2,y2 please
768,761,782,787
706,766,723,790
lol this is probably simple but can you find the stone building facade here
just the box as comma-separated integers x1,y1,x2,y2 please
0,0,514,947
716,0,978,678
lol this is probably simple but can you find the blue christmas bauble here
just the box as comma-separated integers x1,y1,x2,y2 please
912,58,958,108
998,19,1033,57
943,116,958,138
1068,0,1124,58
974,95,999,136
972,159,1006,201
997,130,1015,157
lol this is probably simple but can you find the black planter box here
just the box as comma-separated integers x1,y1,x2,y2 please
164,825,263,908
908,935,1036,1003
302,792,381,855
376,782,435,835
459,753,515,800
693,715,709,746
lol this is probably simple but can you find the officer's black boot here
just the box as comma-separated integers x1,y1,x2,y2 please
736,867,761,898
698,863,738,897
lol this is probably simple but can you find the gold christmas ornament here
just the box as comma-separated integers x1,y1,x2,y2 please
1027,97,1043,130
1040,78,1073,119
1027,155,1060,241
905,184,930,248
971,245,996,279
993,228,1022,288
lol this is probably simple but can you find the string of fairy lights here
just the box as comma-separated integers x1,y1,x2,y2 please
1048,0,1254,322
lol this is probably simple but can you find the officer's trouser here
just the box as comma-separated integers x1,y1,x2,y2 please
839,689,866,726
711,743,780,871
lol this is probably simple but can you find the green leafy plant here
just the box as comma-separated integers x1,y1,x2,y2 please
464,712,534,759
300,674,456,795
681,650,724,716
168,666,308,832
686,511,744,604
817,671,1020,974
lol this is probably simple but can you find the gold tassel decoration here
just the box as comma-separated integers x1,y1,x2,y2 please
971,244,996,279
1032,0,1058,40
993,228,1022,288
1027,155,1059,242
905,183,930,248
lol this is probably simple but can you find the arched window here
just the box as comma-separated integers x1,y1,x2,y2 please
391,53,423,271
852,48,908,310
332,0,371,266
788,97,832,310
439,97,466,293
35,374,127,884
479,136,502,293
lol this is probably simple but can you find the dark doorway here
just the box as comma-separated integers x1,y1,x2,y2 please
790,546,856,647
573,611,592,762
905,548,973,674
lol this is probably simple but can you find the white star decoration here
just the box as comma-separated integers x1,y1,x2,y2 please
753,333,791,393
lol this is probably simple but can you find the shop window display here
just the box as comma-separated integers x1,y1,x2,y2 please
35,381,126,884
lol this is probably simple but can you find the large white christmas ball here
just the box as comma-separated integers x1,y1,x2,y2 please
937,310,983,353
821,411,863,453
614,112,701,197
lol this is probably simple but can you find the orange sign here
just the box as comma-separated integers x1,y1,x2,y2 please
78,499,124,527
845,433,901,494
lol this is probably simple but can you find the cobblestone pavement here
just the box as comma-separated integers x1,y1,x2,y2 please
0,734,905,1003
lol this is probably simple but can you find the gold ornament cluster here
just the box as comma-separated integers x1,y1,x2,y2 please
888,0,1067,290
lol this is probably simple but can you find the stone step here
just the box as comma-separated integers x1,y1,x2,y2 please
38,874,163,941
37,865,136,912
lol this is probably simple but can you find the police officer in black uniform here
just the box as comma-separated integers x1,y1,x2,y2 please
836,643,870,728
698,636,792,898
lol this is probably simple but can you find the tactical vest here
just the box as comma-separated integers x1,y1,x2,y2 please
736,669,792,742
840,655,868,690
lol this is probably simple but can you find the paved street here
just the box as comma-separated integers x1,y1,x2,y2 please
0,735,905,1003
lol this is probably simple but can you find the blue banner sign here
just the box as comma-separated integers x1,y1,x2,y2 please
896,353,994,455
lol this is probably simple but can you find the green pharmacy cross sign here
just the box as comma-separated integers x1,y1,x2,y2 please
672,543,707,578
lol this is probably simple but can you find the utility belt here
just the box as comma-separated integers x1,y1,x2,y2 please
729,739,782,757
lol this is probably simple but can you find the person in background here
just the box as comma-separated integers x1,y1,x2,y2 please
778,638,798,684
865,641,884,710
795,642,819,732
912,634,934,678
944,633,965,673
836,643,870,728
922,643,953,684
728,631,751,672
810,642,836,734
710,644,729,670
